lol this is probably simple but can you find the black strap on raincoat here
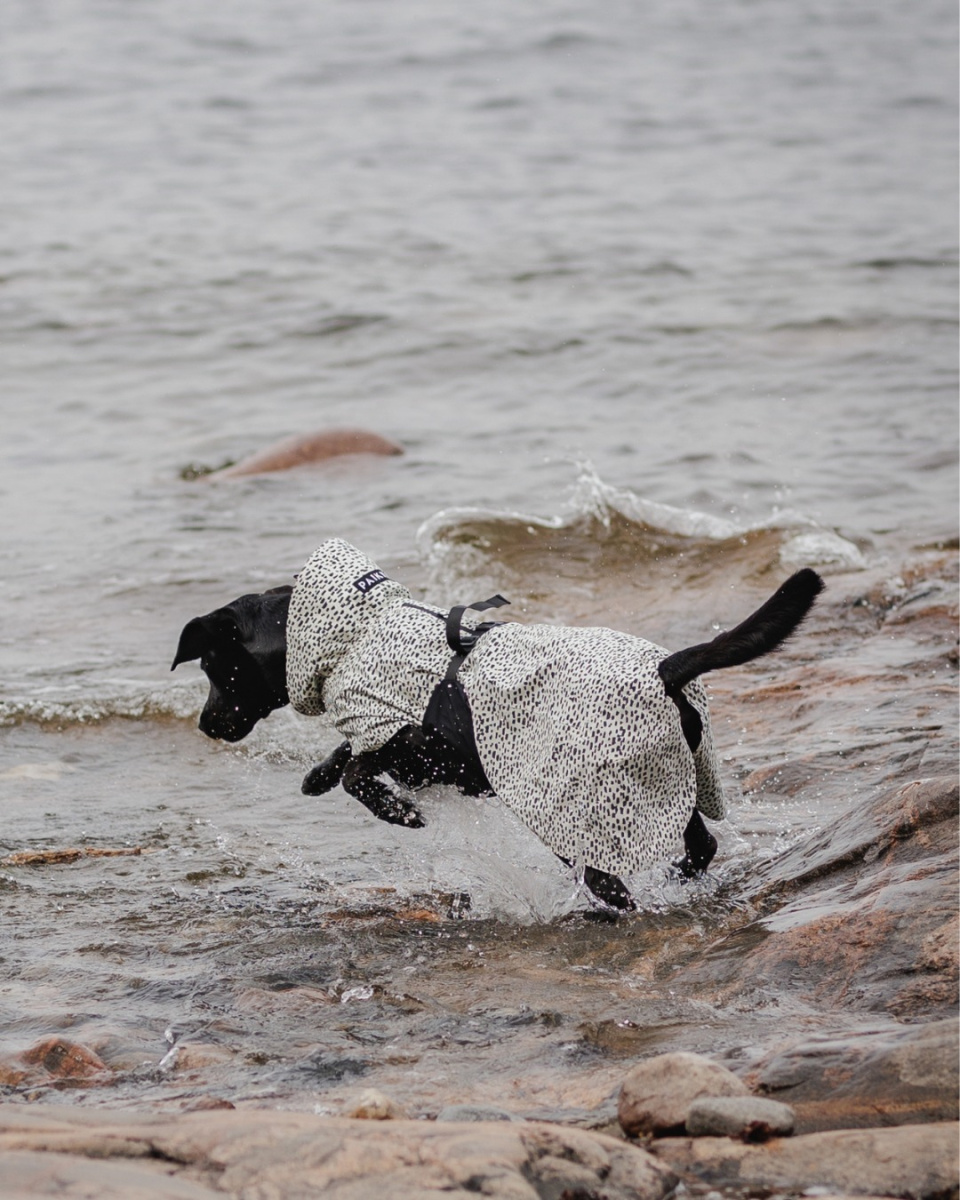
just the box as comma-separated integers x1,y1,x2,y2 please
407,595,509,793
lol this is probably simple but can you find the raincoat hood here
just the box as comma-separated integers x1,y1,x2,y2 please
286,539,412,715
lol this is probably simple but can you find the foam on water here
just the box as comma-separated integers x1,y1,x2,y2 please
418,462,868,603
780,529,869,570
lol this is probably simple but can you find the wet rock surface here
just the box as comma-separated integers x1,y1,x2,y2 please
674,775,959,1021
748,1018,960,1132
0,1104,678,1200
0,1039,110,1091
436,1103,521,1123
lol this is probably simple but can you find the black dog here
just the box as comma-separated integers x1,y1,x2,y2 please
172,570,823,910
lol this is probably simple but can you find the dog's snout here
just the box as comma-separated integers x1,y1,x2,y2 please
198,703,246,742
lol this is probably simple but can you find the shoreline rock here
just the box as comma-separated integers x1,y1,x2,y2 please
0,1104,677,1200
618,1051,750,1136
674,775,959,1022
748,1018,960,1133
650,1121,958,1200
685,1095,796,1140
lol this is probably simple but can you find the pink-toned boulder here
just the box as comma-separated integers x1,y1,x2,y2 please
208,429,403,479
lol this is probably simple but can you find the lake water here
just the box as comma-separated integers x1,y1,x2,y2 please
0,0,956,1113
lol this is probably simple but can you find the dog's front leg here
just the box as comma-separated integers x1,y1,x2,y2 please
341,754,425,829
302,741,353,795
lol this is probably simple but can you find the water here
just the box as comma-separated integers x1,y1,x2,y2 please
0,0,956,1113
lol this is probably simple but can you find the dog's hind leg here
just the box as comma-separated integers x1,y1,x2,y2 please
663,687,717,878
583,866,636,911
302,741,353,795
673,809,718,879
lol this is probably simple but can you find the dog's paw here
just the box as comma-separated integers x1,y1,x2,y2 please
302,765,339,795
380,796,426,828
392,806,426,829
670,855,695,880
669,855,713,883
583,866,636,912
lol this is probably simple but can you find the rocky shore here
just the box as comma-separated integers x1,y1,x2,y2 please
1,552,956,1198
1,1078,956,1200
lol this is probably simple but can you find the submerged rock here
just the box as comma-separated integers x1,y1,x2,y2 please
685,1095,795,1139
436,1104,520,1123
204,429,403,479
618,1051,750,1137
0,1038,110,1089
172,1043,237,1072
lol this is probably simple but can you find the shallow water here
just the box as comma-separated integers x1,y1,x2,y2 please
0,0,957,1114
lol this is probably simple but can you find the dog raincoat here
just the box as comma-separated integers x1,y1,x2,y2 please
286,539,724,876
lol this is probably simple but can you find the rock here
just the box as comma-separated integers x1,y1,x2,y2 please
437,1104,520,1123
234,985,334,1014
171,1043,236,1071
618,1051,750,1137
206,429,403,479
748,1018,959,1132
0,1057,28,1088
0,1104,678,1200
0,1038,111,1088
755,776,959,901
347,1088,408,1120
685,1096,795,1140
0,1150,223,1200
651,1121,958,1200
675,776,959,1020
180,1097,235,1112
1,846,143,866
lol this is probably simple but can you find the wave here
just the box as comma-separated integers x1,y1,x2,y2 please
416,463,867,601
0,677,341,769
0,678,207,729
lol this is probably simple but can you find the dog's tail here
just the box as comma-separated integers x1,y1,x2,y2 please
658,568,824,693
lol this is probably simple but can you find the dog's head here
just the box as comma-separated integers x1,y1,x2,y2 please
172,586,293,742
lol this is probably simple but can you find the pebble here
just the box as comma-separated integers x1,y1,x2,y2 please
347,1088,408,1120
685,1095,796,1139
173,1043,237,1071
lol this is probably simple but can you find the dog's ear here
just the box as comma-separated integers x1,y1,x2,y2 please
171,611,239,670
263,584,293,596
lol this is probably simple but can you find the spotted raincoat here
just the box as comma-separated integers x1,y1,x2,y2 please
286,539,724,875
